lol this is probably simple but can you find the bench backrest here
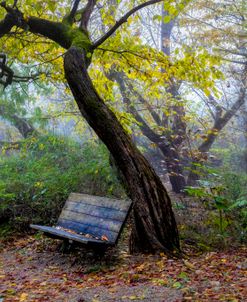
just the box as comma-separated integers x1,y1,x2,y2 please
57,193,132,244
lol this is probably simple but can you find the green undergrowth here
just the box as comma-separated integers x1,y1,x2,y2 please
0,135,124,234
181,167,247,249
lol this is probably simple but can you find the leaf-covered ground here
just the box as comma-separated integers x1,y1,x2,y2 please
0,235,246,302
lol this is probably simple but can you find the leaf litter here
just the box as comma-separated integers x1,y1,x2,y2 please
0,235,246,301
54,226,109,241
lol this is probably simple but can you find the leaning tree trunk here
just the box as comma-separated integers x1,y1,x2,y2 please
64,47,180,255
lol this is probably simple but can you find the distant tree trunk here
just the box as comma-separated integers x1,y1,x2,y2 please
64,47,180,255
10,114,38,138
157,141,186,193
243,106,247,172
160,7,187,192
0,105,38,138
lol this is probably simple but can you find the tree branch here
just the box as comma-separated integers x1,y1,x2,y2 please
198,66,247,153
26,17,71,48
65,0,81,24
110,70,162,143
93,0,163,49
0,2,73,49
12,73,40,83
80,0,97,32
0,1,23,37
13,0,18,8
125,79,162,126
0,14,14,37
217,47,247,58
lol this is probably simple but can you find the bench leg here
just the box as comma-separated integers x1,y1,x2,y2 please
59,239,74,253
93,246,107,259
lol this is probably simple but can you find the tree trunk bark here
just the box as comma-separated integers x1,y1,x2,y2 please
10,114,38,138
64,47,180,255
0,106,38,138
186,167,201,186
158,142,186,193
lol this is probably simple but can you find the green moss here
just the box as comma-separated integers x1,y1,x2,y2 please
61,18,92,51
70,28,92,50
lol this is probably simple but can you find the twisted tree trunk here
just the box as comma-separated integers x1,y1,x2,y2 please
64,47,180,255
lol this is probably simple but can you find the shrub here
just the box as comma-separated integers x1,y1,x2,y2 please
184,169,247,245
0,135,124,231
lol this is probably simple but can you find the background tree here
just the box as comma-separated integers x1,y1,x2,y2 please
182,0,247,184
103,2,222,192
110,0,246,189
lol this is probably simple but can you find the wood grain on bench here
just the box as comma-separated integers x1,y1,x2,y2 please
30,193,132,246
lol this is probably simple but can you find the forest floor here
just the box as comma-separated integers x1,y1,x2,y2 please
0,233,246,302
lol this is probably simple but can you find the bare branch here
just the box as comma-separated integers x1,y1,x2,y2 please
221,58,247,65
13,0,18,8
217,47,247,58
12,73,40,83
80,0,97,32
93,0,163,49
198,64,247,153
67,0,81,24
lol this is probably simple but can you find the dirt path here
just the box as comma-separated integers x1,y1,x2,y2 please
0,236,246,301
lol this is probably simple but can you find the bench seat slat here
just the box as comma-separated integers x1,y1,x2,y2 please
58,219,117,243
58,209,122,233
30,224,111,245
63,201,127,222
66,193,130,211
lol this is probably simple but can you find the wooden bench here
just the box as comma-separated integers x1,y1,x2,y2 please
30,193,132,252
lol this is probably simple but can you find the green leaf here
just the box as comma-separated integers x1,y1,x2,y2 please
178,272,189,280
173,281,183,289
153,15,162,22
163,15,171,23
229,198,247,209
215,196,228,210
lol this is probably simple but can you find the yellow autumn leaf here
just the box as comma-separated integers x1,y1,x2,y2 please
20,293,28,301
183,260,195,270
129,296,138,300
